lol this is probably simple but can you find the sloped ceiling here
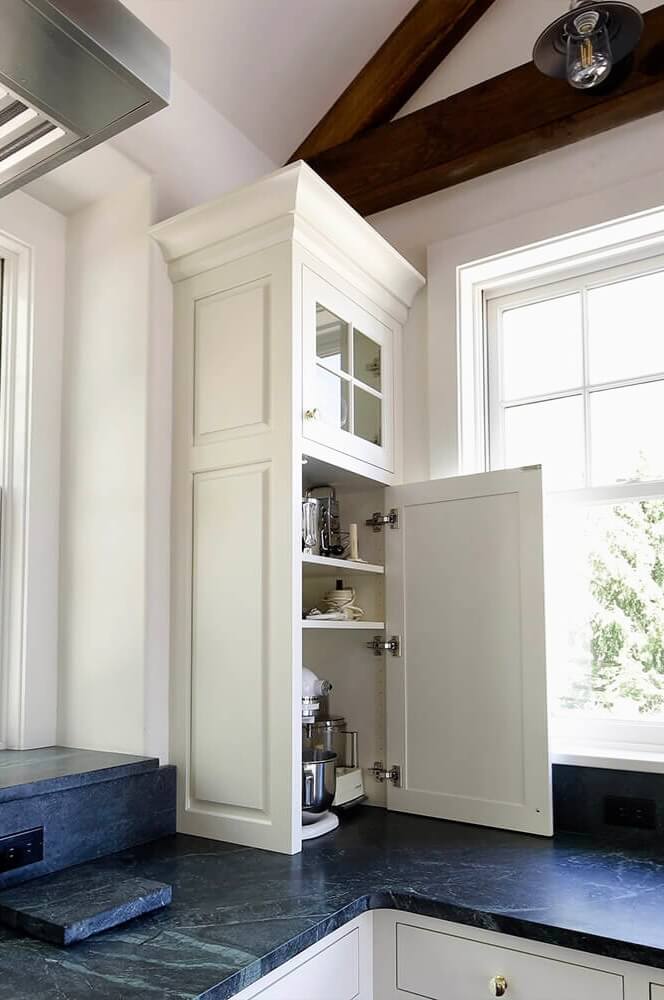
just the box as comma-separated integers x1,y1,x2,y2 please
122,0,417,164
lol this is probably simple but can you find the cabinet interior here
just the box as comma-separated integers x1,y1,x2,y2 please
302,454,388,807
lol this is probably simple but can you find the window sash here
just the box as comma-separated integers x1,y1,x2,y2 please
486,251,664,492
484,252,664,755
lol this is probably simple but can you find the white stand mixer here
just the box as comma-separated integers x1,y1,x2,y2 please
301,668,365,840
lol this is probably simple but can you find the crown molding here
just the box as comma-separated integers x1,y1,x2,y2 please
150,161,424,309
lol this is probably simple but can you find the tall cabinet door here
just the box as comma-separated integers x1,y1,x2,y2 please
384,467,552,836
171,244,301,855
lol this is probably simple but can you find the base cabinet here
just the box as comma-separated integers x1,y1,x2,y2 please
230,909,664,1000
233,917,372,1000
373,911,664,1000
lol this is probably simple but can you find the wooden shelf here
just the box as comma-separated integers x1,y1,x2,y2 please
302,619,384,630
302,554,384,577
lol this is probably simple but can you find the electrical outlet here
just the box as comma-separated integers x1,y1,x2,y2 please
603,795,656,830
0,827,44,873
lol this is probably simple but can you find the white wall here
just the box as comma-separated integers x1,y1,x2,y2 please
58,176,170,755
0,192,65,748
50,72,275,759
369,0,664,482
113,72,277,221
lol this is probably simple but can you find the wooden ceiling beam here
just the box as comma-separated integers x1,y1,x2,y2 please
289,0,498,162
305,4,664,216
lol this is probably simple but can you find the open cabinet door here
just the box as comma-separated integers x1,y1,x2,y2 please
384,466,552,835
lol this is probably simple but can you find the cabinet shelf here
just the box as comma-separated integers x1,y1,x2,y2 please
302,554,384,578
302,619,384,630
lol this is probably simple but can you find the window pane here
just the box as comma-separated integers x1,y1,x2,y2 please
548,498,664,721
354,386,381,446
316,304,349,373
590,381,664,485
314,365,350,431
588,271,664,384
503,395,585,489
353,328,381,391
500,293,583,400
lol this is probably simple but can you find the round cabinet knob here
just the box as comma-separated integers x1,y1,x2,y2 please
304,407,320,421
489,976,508,997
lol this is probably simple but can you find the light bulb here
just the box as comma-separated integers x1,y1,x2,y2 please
566,9,613,89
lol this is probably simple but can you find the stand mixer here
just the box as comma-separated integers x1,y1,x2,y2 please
301,667,365,840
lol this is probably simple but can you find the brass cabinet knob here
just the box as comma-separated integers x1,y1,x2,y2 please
304,407,320,421
489,976,508,996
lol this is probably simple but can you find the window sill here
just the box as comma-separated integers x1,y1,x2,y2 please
552,746,664,773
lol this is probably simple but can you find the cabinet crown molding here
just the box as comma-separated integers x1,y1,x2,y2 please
150,161,425,309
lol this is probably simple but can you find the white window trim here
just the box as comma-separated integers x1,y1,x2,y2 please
458,204,664,475
0,229,34,749
457,204,664,771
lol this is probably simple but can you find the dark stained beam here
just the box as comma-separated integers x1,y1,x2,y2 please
305,4,664,216
289,0,498,162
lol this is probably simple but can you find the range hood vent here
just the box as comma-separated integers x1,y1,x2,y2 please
0,0,170,196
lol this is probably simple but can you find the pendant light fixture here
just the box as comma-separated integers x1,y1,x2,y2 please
533,1,643,90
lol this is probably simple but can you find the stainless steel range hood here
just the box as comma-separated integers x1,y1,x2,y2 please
0,0,170,196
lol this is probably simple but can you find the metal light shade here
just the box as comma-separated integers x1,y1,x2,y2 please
533,1,644,81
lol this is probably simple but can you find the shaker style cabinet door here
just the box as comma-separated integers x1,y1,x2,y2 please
302,266,395,474
384,466,552,835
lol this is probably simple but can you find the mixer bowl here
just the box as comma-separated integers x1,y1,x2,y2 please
302,749,337,818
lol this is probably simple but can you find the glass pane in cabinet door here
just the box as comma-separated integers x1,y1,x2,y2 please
314,364,350,431
354,386,382,446
316,304,349,373
353,328,381,391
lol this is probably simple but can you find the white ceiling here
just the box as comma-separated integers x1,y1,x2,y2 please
122,0,417,165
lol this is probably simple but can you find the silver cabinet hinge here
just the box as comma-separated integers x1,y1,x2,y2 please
367,634,401,657
370,762,402,786
365,508,399,532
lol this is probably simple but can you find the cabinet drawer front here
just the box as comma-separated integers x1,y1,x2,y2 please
396,923,622,1000
255,927,359,999
651,986,664,999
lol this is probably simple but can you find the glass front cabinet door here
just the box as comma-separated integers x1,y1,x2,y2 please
302,267,395,473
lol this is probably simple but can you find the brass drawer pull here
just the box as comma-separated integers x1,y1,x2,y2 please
489,975,508,996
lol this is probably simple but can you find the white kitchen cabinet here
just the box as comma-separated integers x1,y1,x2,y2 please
232,915,372,1000
152,163,423,854
302,267,396,475
221,909,664,1000
153,162,551,855
233,920,355,1000
373,912,659,1000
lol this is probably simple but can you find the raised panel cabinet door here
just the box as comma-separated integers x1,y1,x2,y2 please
170,245,300,855
384,466,552,836
302,266,395,474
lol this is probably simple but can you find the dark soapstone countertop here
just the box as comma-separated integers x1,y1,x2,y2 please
0,867,172,945
0,747,159,803
3,807,664,998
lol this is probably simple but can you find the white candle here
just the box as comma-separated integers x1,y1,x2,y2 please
349,522,359,561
